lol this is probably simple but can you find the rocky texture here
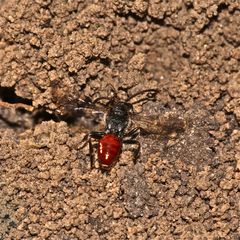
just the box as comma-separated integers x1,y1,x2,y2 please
0,0,239,239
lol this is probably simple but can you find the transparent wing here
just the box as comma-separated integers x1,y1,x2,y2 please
50,82,108,131
51,81,107,116
131,113,186,138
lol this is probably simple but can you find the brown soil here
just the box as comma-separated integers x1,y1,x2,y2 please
0,1,239,239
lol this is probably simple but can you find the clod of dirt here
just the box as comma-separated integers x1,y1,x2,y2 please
1,0,240,239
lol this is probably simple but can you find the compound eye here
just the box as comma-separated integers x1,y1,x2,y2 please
125,103,133,112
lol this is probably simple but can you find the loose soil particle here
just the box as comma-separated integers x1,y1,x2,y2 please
0,1,240,239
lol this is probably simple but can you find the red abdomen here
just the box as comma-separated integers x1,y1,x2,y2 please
98,134,122,166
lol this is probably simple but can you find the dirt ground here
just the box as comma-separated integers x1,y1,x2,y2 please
0,0,240,239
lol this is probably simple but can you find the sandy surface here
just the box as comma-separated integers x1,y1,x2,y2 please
0,1,240,239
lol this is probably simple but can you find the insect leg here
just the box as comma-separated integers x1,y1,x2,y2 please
79,134,94,167
89,131,104,168
124,127,148,139
88,136,94,168
89,131,105,139
92,96,112,106
123,139,141,164
105,83,117,98
126,89,158,105
92,83,117,106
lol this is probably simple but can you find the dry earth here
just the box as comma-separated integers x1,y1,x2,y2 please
0,1,239,239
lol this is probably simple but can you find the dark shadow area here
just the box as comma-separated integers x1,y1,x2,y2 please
0,87,32,105
0,87,101,130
